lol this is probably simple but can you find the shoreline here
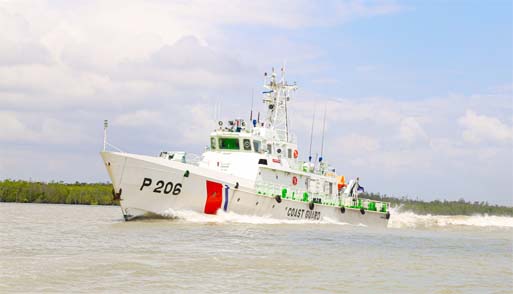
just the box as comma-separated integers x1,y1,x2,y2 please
1,180,512,216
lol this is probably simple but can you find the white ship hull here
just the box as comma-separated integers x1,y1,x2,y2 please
101,151,389,227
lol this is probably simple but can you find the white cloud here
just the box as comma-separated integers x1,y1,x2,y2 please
112,103,218,146
398,117,428,144
0,65,111,97
114,35,253,90
179,104,218,145
169,0,403,29
0,0,403,113
0,112,38,142
0,147,106,182
39,118,90,144
0,0,403,70
333,133,381,155
290,97,403,132
429,138,469,158
114,110,163,127
0,7,53,66
0,112,89,144
149,36,244,73
286,90,511,180
0,42,52,66
334,1,403,22
459,110,513,144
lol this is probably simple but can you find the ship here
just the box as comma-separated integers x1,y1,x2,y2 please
101,68,391,227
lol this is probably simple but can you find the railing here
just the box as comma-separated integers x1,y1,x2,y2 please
255,182,340,207
184,153,202,166
341,196,390,212
159,151,202,166
255,181,390,212
105,142,124,153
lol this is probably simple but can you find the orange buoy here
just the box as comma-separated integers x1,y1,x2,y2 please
293,149,299,158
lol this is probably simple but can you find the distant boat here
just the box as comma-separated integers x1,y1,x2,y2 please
101,68,391,226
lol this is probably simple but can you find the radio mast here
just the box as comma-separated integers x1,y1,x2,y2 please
262,67,297,142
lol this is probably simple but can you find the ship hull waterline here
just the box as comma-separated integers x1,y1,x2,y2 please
101,151,389,227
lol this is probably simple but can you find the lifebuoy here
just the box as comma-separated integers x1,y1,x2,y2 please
292,176,298,185
293,149,299,158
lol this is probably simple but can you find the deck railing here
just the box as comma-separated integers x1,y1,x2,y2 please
255,181,390,212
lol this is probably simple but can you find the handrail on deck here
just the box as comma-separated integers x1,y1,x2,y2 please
255,181,390,212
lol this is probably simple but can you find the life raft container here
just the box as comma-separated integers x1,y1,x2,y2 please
337,175,347,190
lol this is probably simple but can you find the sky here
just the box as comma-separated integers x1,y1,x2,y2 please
0,0,512,205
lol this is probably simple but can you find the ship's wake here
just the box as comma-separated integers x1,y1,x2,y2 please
154,208,513,230
388,207,513,230
160,208,352,226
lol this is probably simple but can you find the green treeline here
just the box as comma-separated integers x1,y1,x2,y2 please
0,180,116,205
0,180,511,216
361,192,513,216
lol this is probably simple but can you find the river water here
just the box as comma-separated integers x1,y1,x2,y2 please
1,203,512,293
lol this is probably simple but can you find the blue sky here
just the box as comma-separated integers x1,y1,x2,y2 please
243,1,512,98
0,0,511,205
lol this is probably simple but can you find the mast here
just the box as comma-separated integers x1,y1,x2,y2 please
103,120,108,151
308,110,315,162
320,105,326,162
262,67,297,142
250,88,254,122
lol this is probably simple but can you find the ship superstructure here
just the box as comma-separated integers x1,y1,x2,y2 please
101,68,390,226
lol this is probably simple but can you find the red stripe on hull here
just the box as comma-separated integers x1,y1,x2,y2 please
204,180,223,214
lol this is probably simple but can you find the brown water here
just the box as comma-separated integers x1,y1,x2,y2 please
1,203,512,293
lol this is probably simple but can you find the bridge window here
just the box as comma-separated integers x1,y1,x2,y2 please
287,149,292,158
253,140,261,153
267,144,272,154
243,139,252,151
219,138,240,150
210,137,217,150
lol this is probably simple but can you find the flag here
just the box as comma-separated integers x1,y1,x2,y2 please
357,186,364,193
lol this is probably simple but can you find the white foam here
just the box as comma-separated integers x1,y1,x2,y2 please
161,207,513,229
161,208,350,226
387,207,513,229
